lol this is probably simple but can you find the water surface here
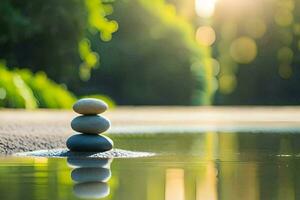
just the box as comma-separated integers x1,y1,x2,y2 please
1,132,300,200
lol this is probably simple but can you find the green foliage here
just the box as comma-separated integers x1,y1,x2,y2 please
0,0,117,83
18,70,77,108
0,62,37,108
0,0,85,83
79,0,118,80
82,0,214,105
78,39,99,81
0,0,214,106
0,0,119,108
0,63,76,108
84,0,118,41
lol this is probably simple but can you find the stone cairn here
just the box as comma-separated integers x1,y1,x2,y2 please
66,98,113,152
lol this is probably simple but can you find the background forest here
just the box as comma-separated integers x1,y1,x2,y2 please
0,0,299,108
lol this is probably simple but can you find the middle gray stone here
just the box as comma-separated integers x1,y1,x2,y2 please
71,115,110,134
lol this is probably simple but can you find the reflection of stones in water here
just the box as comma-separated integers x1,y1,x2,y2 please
67,157,112,168
67,157,113,199
73,182,109,199
71,167,111,182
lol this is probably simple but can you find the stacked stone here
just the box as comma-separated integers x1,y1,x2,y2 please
66,98,113,152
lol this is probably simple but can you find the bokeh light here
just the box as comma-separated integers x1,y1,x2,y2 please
196,26,216,46
277,47,293,63
218,74,237,94
244,19,266,39
230,37,257,64
274,10,293,27
278,64,293,79
276,0,295,11
211,77,219,93
293,23,300,35
211,58,220,76
279,30,293,45
195,0,217,18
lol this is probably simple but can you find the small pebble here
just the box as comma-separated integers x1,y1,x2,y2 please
73,98,108,115
66,134,113,152
71,115,110,134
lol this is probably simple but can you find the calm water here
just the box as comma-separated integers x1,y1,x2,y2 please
1,132,300,200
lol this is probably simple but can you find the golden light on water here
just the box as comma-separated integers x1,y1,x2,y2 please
196,26,216,46
195,0,217,18
33,157,48,165
165,168,185,200
196,163,217,200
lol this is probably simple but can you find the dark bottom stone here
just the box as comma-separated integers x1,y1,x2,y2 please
66,134,113,152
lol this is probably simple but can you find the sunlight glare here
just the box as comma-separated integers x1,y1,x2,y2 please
195,0,217,18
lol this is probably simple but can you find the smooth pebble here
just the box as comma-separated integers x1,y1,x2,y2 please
66,134,113,152
73,98,108,115
71,115,110,134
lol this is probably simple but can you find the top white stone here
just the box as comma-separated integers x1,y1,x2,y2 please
73,98,108,115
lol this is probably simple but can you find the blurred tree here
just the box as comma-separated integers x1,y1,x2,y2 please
18,69,77,108
212,0,300,105
0,0,214,106
78,0,214,105
0,0,117,84
168,0,300,105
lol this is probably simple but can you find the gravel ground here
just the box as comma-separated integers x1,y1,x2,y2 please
15,148,155,158
1,106,300,154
